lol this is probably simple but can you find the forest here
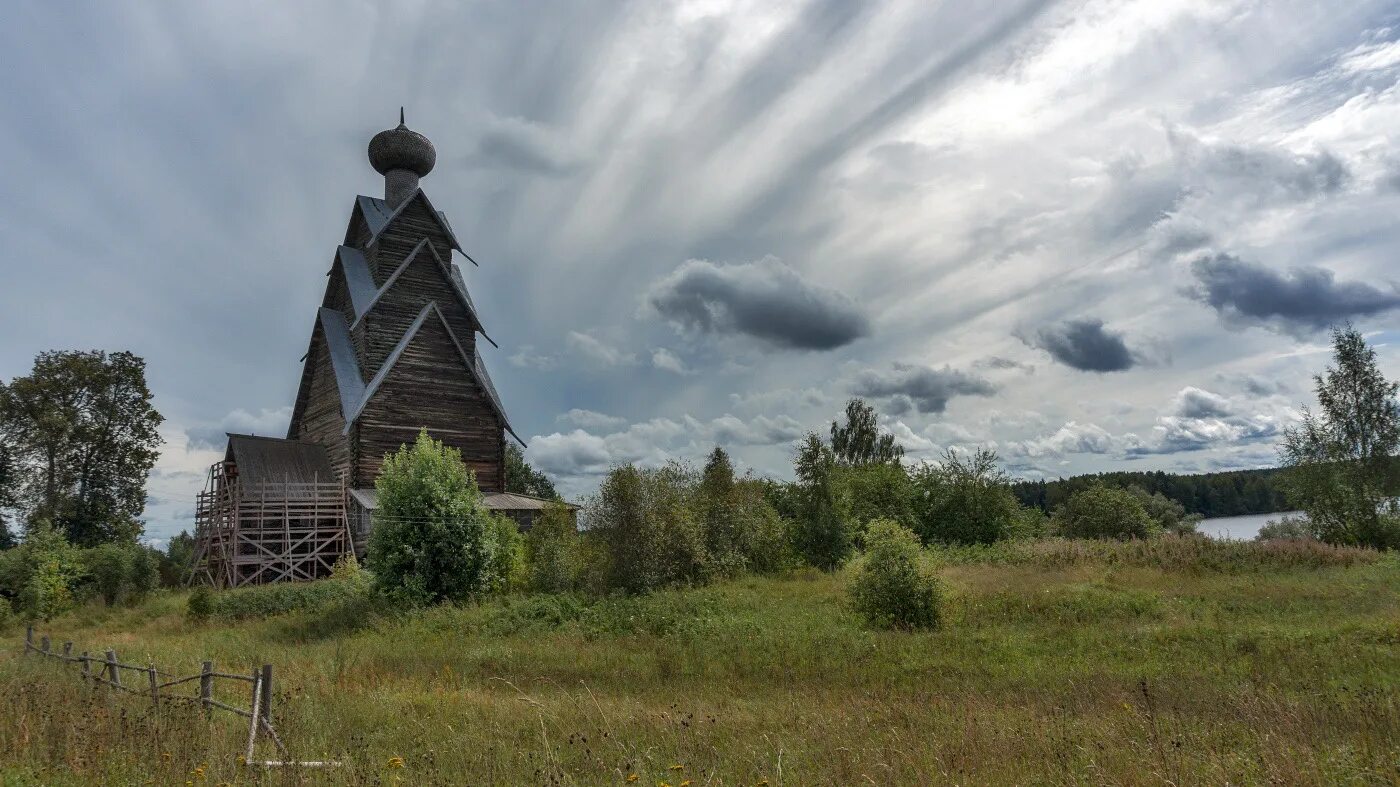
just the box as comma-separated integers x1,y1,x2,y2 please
1012,467,1291,519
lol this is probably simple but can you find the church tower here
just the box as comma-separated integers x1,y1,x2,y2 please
287,111,521,495
191,114,544,588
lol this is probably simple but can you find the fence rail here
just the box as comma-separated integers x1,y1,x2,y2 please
21,626,338,769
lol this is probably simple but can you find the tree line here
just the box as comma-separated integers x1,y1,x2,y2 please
1011,467,1291,519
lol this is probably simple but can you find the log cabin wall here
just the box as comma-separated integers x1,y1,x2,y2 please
286,327,354,482
353,314,504,490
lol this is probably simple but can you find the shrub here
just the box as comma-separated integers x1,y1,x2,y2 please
203,576,371,621
1127,485,1201,535
834,462,914,539
186,585,214,622
911,448,1027,545
85,543,132,606
696,448,792,576
525,502,580,593
732,480,793,573
367,430,500,605
791,433,853,571
849,519,941,630
1257,514,1313,541
485,513,526,594
587,463,708,594
5,522,83,620
1051,484,1158,540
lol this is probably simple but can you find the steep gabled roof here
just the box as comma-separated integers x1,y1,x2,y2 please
225,434,335,487
351,190,476,264
343,301,523,446
334,246,377,317
319,307,367,415
347,238,496,347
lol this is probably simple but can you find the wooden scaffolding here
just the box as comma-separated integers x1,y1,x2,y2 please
190,437,353,588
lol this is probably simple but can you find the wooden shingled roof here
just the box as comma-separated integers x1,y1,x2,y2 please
224,434,336,486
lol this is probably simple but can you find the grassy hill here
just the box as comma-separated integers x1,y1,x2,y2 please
1,538,1397,785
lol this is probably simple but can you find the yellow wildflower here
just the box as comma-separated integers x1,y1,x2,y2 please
388,756,406,769
681,781,692,787
669,764,684,771
626,775,639,783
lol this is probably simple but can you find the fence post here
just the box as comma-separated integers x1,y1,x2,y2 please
80,651,90,680
105,650,120,688
24,626,33,654
199,661,213,717
62,642,73,660
259,664,273,725
148,666,160,710
40,635,50,656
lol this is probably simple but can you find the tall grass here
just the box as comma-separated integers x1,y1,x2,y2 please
0,540,1396,784
930,532,1380,571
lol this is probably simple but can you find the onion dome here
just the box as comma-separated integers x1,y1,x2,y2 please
368,108,436,177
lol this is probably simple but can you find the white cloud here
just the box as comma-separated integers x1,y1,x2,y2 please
556,408,627,430
184,407,292,451
566,331,638,368
651,347,692,375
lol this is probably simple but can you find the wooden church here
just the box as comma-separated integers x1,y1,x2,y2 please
191,113,549,588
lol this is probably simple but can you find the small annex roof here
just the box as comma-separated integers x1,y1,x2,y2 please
339,301,523,446
352,190,475,264
346,238,496,347
224,434,336,487
348,488,577,512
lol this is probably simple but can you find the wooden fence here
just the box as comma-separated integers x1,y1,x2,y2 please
22,626,337,768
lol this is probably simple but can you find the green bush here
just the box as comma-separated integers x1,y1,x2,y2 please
525,502,580,593
1127,485,1201,535
1256,514,1313,541
911,448,1028,545
587,463,709,594
367,430,500,605
834,462,914,539
732,480,794,573
85,544,131,606
485,513,526,594
791,433,853,571
82,543,161,606
186,585,214,622
1051,484,1158,540
4,522,83,620
202,576,371,621
849,519,941,630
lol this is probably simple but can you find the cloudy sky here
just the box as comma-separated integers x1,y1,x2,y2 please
3,0,1400,543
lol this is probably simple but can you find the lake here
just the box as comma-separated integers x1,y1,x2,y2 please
1198,511,1303,541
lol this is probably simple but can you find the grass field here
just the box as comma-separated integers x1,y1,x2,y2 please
1,539,1397,785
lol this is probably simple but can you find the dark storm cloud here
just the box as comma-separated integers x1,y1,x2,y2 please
975,356,1034,372
1188,253,1400,335
1021,319,1137,372
1170,130,1352,201
852,363,997,414
646,257,871,350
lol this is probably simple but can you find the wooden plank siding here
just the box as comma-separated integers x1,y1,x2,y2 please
286,327,353,482
353,314,504,490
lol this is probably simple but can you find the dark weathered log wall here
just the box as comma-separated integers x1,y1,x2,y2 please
354,315,504,491
287,327,353,482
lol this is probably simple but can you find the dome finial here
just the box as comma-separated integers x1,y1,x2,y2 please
369,110,436,207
